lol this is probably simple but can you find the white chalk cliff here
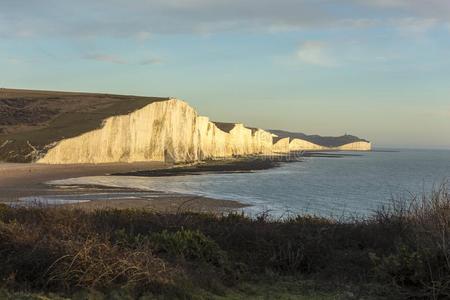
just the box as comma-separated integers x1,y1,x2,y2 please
39,99,274,164
289,139,327,151
38,98,371,164
336,141,372,151
272,138,290,153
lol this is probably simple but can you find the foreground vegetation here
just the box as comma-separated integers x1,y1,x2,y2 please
0,184,449,299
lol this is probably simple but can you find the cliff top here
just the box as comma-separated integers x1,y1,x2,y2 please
213,122,236,133
213,122,261,134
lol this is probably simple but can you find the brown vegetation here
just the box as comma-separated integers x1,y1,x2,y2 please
0,184,449,299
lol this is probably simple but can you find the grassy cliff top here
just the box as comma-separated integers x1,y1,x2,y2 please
213,122,260,134
213,122,237,133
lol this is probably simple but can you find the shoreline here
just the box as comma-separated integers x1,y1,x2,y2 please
0,161,253,213
110,152,362,177
0,152,358,213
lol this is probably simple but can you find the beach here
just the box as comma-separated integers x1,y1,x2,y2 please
0,162,248,213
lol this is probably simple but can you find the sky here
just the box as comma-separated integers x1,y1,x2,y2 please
1,0,449,149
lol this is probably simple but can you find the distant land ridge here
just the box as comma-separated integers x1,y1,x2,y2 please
0,88,371,163
269,129,369,148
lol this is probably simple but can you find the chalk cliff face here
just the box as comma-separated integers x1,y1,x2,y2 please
38,99,276,164
37,98,371,164
288,139,371,151
336,141,372,151
272,138,290,153
39,99,198,163
289,139,327,151
251,129,274,155
274,137,371,153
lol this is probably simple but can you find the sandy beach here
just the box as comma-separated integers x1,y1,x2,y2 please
0,162,247,213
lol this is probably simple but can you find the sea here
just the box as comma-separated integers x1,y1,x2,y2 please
42,149,450,218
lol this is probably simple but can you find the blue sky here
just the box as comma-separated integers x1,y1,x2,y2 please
1,0,449,149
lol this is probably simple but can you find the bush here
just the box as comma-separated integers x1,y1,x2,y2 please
150,229,227,267
370,183,450,298
46,238,178,291
0,203,9,221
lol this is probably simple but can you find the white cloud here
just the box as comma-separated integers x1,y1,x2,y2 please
296,41,337,67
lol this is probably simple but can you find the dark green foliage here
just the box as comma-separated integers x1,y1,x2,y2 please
150,229,227,267
0,203,9,221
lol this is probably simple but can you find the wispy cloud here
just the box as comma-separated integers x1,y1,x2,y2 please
394,17,438,35
296,41,337,67
83,53,163,66
83,54,127,64
358,0,450,22
134,31,152,41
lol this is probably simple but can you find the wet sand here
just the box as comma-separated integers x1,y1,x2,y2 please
0,162,167,200
0,162,248,213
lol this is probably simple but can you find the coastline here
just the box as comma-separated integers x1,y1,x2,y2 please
0,152,362,213
0,161,251,213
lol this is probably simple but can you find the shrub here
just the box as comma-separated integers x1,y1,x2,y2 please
0,203,9,221
46,238,179,291
150,229,227,267
370,183,450,298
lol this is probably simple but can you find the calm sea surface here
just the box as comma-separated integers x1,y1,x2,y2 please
49,149,450,218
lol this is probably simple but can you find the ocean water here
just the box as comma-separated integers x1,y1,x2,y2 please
49,149,450,218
